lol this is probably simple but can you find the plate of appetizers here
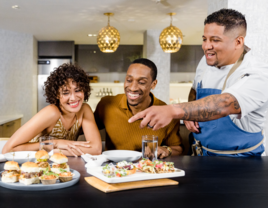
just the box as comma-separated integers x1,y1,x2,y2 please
87,159,185,183
0,150,80,191
102,150,142,162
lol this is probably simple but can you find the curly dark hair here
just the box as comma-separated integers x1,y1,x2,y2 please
204,9,247,33
44,63,91,109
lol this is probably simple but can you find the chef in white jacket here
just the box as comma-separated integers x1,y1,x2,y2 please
129,9,268,157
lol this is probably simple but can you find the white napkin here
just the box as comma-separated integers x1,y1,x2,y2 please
0,154,7,163
48,150,54,156
81,153,108,168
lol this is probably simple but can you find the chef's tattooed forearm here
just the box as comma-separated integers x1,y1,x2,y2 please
174,93,241,121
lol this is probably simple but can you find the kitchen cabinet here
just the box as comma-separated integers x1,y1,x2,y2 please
75,45,143,73
0,116,22,137
38,41,75,63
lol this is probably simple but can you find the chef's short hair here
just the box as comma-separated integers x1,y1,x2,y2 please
131,58,157,81
204,9,247,34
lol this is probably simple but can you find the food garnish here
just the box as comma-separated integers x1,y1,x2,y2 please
137,158,175,174
59,168,67,173
102,164,116,178
40,167,59,179
115,169,127,177
37,159,48,162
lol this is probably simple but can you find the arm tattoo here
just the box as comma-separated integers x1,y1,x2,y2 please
233,98,240,110
174,93,241,121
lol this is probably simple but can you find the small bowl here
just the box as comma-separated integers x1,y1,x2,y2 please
102,150,142,162
39,176,58,185
59,173,74,182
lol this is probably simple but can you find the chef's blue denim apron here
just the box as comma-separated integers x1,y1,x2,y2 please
192,82,264,157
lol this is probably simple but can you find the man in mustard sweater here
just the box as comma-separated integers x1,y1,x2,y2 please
94,58,183,158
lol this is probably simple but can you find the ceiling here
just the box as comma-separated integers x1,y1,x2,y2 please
0,0,208,45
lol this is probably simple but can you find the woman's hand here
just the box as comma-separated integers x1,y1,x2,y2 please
54,140,91,157
157,146,170,159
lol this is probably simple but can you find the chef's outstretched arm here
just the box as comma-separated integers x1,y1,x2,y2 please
184,88,200,133
128,93,240,130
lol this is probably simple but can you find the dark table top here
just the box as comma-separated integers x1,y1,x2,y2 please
1,156,268,208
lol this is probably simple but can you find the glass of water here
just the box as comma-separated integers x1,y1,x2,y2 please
39,136,54,155
142,135,158,161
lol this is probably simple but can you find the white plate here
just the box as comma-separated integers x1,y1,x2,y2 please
0,169,80,191
87,166,185,183
4,151,37,164
102,150,142,162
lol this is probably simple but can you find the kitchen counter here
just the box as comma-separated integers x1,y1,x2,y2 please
0,115,23,125
1,156,268,208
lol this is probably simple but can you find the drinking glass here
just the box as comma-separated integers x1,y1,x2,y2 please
142,135,158,161
39,136,54,155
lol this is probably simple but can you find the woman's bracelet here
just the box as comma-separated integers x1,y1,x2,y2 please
162,146,172,156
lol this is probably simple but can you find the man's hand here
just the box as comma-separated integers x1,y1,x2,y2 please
53,140,91,157
157,146,170,159
128,105,175,130
184,121,199,133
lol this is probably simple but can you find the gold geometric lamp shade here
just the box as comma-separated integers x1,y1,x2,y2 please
97,13,120,53
159,13,183,53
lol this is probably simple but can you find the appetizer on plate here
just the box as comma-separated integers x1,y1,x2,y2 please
154,160,175,173
116,161,137,175
35,150,50,172
102,164,116,178
1,161,20,183
59,171,74,182
137,159,175,174
19,162,40,185
50,153,70,174
102,161,137,178
39,169,59,185
115,169,127,177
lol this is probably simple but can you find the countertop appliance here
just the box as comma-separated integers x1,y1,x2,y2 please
38,59,71,111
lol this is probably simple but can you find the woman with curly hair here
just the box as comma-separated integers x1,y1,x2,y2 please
2,63,102,156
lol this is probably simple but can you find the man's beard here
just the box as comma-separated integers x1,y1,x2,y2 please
206,59,219,67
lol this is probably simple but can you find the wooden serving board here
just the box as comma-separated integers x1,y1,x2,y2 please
85,176,179,193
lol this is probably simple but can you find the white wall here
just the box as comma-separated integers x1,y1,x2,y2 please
144,30,170,103
0,29,37,125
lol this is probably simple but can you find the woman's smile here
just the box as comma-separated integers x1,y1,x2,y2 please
68,100,80,108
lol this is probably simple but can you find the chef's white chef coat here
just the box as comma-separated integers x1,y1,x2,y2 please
192,49,268,133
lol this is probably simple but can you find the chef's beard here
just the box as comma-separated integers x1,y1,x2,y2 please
207,60,219,68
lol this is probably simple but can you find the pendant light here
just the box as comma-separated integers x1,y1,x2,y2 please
97,13,120,53
159,13,183,53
